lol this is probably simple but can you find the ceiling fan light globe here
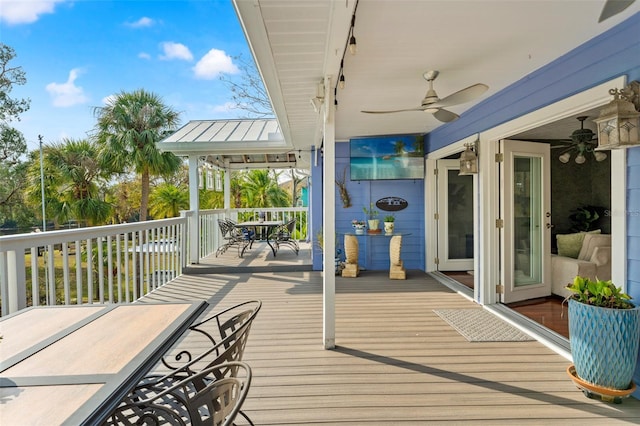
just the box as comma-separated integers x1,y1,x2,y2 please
575,154,586,164
423,107,439,114
559,152,571,163
594,151,608,162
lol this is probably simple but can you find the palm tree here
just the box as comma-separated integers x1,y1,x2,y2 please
393,140,406,155
93,89,182,221
149,183,189,219
240,169,290,207
25,138,112,226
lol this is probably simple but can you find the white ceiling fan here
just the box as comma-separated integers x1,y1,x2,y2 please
361,70,489,123
599,0,635,22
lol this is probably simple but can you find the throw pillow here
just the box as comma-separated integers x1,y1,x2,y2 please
556,230,601,259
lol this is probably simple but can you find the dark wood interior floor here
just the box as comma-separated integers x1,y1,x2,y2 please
441,271,568,338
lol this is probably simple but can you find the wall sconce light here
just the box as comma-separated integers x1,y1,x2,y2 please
594,81,640,150
310,81,325,113
459,140,478,175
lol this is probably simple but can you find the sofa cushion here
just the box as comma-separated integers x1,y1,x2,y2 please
556,230,601,259
578,233,611,261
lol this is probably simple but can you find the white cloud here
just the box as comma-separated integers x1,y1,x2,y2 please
125,16,154,28
211,102,238,114
101,94,116,106
0,0,66,25
46,68,89,107
159,42,193,61
193,49,239,80
138,52,151,60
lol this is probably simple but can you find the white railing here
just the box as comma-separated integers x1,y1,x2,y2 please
0,207,308,315
0,217,189,315
198,207,309,259
228,207,308,239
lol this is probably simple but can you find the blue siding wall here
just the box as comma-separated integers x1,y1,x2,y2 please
310,145,324,270
311,142,425,271
335,142,425,271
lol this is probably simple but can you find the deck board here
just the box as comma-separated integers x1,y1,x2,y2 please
140,270,640,424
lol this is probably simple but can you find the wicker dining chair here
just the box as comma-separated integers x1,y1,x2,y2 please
103,361,252,426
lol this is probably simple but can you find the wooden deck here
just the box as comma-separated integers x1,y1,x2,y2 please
184,240,313,273
140,269,640,425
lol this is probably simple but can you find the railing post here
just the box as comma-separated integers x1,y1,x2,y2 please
4,250,27,314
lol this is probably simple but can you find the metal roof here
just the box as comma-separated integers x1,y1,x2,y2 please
157,119,301,169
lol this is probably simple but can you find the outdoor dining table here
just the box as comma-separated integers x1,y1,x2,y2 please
235,220,283,257
0,301,207,426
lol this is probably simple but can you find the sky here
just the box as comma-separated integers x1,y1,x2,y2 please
0,0,252,151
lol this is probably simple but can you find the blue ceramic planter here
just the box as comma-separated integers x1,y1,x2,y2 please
568,298,640,390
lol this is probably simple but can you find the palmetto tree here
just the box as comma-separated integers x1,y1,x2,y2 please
25,138,112,226
240,169,290,208
149,183,189,219
93,89,182,221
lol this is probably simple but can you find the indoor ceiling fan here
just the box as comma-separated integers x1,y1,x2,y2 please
547,116,607,164
361,70,489,123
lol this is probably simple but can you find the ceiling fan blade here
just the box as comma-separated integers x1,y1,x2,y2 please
361,107,425,114
429,83,489,108
518,138,572,143
599,0,635,22
433,108,459,123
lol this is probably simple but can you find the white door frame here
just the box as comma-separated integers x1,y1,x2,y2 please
427,75,628,306
436,159,475,271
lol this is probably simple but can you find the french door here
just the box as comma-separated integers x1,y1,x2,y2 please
500,140,551,303
436,159,474,271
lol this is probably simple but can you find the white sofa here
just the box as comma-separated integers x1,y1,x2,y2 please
551,233,611,298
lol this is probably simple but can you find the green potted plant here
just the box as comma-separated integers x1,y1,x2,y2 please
383,214,395,234
363,203,379,232
565,276,640,399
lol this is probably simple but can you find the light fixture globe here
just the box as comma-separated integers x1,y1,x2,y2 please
559,152,571,163
594,151,607,162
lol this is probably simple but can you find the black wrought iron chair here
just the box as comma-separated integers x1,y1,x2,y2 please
215,219,254,257
110,300,261,426
270,218,299,256
103,361,252,426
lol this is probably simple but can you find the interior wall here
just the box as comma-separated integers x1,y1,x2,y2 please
551,155,611,250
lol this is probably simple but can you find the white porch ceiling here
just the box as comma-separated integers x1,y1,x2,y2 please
233,0,639,162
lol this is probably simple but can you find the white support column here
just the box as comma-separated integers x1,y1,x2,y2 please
224,162,231,211
188,155,200,264
323,76,336,350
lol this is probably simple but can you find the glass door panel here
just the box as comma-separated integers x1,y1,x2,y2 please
513,156,542,286
501,140,551,303
437,159,474,271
